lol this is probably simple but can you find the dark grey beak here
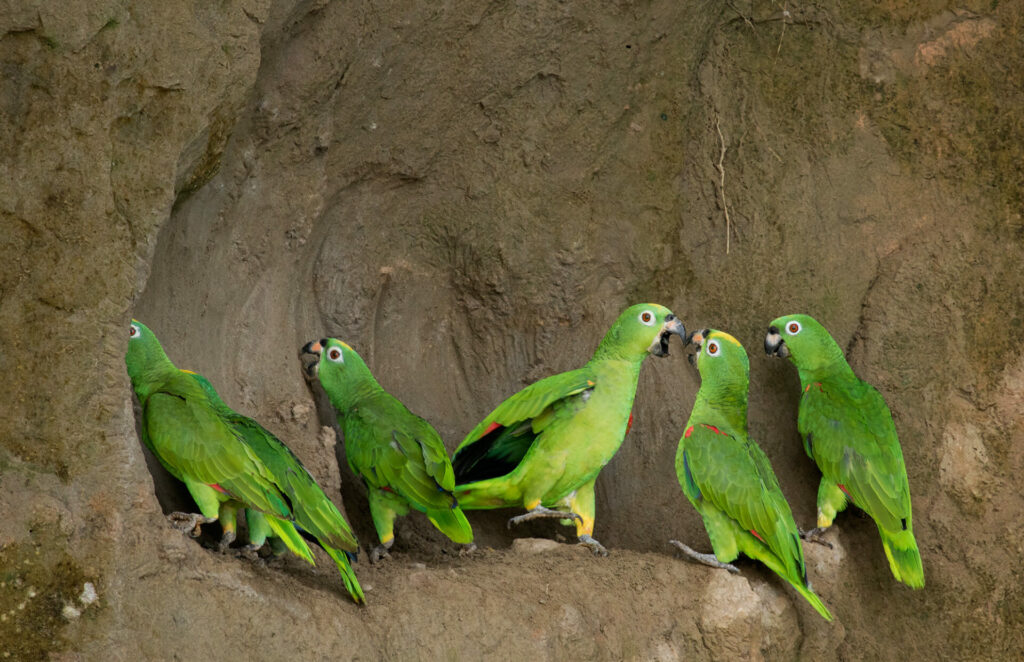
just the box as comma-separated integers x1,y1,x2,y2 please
301,339,327,356
764,326,789,358
650,315,686,357
301,339,327,379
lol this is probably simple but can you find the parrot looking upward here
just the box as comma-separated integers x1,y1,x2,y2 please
187,372,364,604
765,314,924,588
124,321,316,569
302,338,473,562
672,329,832,621
451,304,686,556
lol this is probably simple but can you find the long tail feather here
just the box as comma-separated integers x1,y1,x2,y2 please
426,506,474,544
748,543,833,621
323,545,365,605
879,526,924,589
265,517,316,565
453,476,518,510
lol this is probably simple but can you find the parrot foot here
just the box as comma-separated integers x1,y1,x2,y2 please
578,534,608,557
507,506,582,528
799,527,834,549
370,540,394,564
217,529,236,554
669,540,740,574
167,512,217,538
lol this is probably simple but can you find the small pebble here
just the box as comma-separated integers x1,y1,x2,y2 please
61,604,81,620
79,582,98,606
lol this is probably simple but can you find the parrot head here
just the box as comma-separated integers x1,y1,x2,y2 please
125,319,171,386
301,337,368,386
595,303,685,361
764,314,842,372
687,328,750,390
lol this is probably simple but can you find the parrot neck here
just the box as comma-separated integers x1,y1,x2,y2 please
126,345,178,399
692,383,748,433
322,361,383,413
589,338,650,364
794,354,856,387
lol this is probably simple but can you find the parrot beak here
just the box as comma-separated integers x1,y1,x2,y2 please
301,339,327,379
302,339,326,356
650,315,686,357
685,329,708,367
686,328,707,347
764,326,789,358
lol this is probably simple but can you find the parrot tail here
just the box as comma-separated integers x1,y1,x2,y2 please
426,505,474,544
452,476,519,510
748,543,833,622
879,525,924,589
265,516,316,566
790,580,834,622
323,544,365,605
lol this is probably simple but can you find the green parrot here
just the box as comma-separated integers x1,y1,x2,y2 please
672,329,832,621
302,338,473,562
186,371,364,604
124,320,315,567
451,303,686,556
765,314,924,588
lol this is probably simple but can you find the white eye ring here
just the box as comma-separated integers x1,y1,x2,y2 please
327,347,344,363
785,320,802,335
638,310,656,326
705,340,721,357
129,323,140,339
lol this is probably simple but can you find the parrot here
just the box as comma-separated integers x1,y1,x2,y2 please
765,314,924,589
124,320,316,568
186,371,364,604
451,303,686,556
672,328,832,621
302,338,473,562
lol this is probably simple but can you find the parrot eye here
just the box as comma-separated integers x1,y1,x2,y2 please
327,347,344,363
638,310,656,326
129,323,140,339
786,321,802,335
706,341,721,357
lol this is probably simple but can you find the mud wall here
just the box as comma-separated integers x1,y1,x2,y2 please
2,1,1022,660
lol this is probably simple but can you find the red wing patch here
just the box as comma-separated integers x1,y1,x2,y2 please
749,529,766,544
480,422,502,438
684,426,694,438
701,424,725,435
625,413,634,435
837,483,854,504
209,484,227,494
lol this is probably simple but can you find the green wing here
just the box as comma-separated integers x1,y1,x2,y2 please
225,413,359,553
187,371,359,553
343,393,459,512
142,373,291,520
682,423,806,583
800,380,911,531
451,368,596,483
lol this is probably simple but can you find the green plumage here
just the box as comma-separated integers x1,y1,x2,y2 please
188,372,364,604
766,314,924,588
125,320,314,566
308,339,473,552
677,330,832,621
452,304,685,552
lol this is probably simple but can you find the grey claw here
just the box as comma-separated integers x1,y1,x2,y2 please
578,534,608,557
370,541,393,564
799,527,834,549
167,512,216,538
217,530,237,553
669,539,739,574
507,506,582,528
